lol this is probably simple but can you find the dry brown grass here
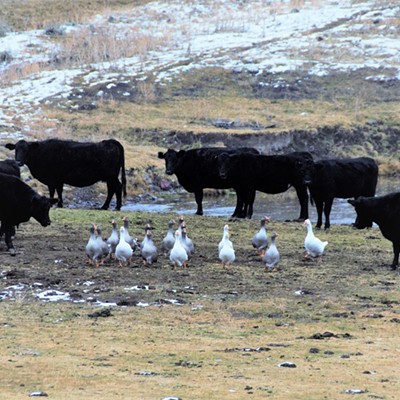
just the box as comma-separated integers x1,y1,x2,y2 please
1,299,399,399
45,96,400,138
0,0,151,31
56,26,172,68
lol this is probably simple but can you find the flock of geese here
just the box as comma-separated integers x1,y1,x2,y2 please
85,215,328,272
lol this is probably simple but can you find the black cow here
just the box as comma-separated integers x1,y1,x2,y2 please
0,159,20,178
158,147,259,217
216,151,314,219
0,159,21,238
309,157,378,230
5,139,126,210
0,172,57,253
349,192,400,270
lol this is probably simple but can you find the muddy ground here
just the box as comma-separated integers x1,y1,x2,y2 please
1,209,398,322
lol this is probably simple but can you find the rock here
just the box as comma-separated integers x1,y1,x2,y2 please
29,392,48,397
159,178,174,191
161,397,182,400
277,361,297,368
345,388,367,394
309,347,320,353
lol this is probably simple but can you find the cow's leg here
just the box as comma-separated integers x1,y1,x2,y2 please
54,185,64,208
231,190,245,218
102,181,116,210
390,242,399,270
315,200,324,229
246,190,256,219
48,186,56,202
3,225,15,255
113,179,123,211
295,186,309,221
194,190,204,215
323,198,334,230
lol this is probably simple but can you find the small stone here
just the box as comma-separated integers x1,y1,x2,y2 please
277,361,297,368
309,348,320,354
29,392,48,397
345,388,367,394
161,397,182,400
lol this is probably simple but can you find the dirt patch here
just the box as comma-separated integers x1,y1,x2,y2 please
1,210,398,317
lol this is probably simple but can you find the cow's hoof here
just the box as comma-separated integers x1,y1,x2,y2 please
390,264,397,271
8,248,16,256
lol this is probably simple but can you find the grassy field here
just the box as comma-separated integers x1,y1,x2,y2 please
0,208,399,399
1,2,400,398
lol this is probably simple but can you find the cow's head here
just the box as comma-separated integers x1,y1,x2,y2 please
5,140,33,167
158,149,185,175
348,197,373,229
31,195,58,227
216,152,236,180
290,152,315,186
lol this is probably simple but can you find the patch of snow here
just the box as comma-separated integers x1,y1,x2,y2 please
0,0,398,137
35,290,71,302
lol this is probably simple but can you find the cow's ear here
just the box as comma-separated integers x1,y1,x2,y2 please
158,152,165,159
348,199,356,206
177,150,185,158
315,163,324,170
5,143,15,150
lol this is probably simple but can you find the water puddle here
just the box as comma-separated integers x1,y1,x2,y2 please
122,178,398,224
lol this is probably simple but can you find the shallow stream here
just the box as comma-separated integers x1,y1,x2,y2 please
121,178,399,225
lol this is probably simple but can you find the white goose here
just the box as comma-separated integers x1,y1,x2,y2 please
218,224,232,252
170,230,189,269
304,219,328,259
106,219,119,258
115,226,133,267
122,217,137,251
263,232,280,271
95,226,110,259
181,224,194,257
141,229,158,266
252,216,270,255
219,230,235,271
162,219,176,255
85,224,103,267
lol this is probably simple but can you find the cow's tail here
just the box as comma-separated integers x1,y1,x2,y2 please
308,186,314,206
116,140,127,197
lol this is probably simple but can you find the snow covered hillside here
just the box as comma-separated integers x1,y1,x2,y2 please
0,0,399,139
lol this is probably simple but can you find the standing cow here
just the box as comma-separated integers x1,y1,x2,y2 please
0,159,21,238
0,172,57,253
309,157,378,230
158,147,259,218
349,192,400,270
5,139,126,210
216,151,315,219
